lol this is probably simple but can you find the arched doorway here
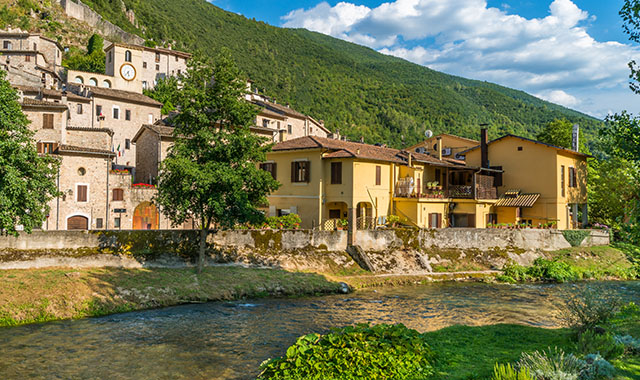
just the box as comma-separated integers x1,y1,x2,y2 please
133,202,159,230
67,215,88,230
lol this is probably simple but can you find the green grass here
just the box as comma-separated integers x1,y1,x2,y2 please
0,266,343,327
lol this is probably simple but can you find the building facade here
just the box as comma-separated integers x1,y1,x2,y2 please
0,31,63,89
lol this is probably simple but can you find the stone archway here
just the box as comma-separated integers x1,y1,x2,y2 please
133,202,159,230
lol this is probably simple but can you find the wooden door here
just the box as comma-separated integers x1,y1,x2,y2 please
67,216,88,230
133,202,159,230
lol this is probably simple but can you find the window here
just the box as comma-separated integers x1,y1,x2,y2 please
33,43,37,51
25,55,30,62
125,109,131,121
561,165,566,197
262,119,270,128
291,161,310,183
77,167,86,176
277,121,281,129
155,52,160,62
102,80,111,88
428,213,442,228
569,166,577,188
331,162,342,184
375,165,381,186
96,218,103,229
517,146,523,151
125,139,131,149
287,124,292,134
37,142,56,154
42,113,54,129
329,209,341,219
175,55,179,62
125,50,132,63
142,81,148,89
310,127,313,134
177,69,181,75
155,64,160,71
75,76,84,84
77,185,88,202
112,188,124,201
96,105,103,117
108,51,112,63
112,107,120,119
143,62,147,69
148,114,154,124
3,41,11,49
88,78,97,86
77,104,83,114
486,213,498,226
114,217,121,228
260,162,277,179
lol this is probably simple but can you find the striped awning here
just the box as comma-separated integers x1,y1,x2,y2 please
495,193,540,208
504,189,521,196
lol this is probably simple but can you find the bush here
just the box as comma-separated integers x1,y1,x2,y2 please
575,331,624,360
559,286,624,333
261,214,302,230
613,335,640,354
517,347,585,380
257,323,436,380
562,230,591,247
580,354,615,380
387,215,400,227
497,259,580,283
492,363,534,380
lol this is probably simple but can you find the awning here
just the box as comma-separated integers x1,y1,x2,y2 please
495,191,540,207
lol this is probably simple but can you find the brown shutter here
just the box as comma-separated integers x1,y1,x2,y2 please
291,162,296,183
331,162,342,184
428,213,434,228
468,214,475,228
437,214,442,228
36,142,43,154
375,166,381,186
77,185,87,202
271,163,277,180
52,143,58,153
113,189,123,201
304,161,310,182
43,114,54,129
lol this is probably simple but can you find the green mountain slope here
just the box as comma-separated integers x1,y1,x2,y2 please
73,0,603,147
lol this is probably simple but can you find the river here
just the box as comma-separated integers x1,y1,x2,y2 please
1,281,638,380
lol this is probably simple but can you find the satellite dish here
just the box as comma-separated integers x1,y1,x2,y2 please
425,130,433,138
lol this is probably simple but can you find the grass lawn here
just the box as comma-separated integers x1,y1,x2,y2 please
0,266,343,326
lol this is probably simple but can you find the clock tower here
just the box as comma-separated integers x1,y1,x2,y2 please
104,43,143,91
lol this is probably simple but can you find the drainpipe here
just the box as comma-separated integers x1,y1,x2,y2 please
56,164,60,230
106,133,113,230
437,137,443,161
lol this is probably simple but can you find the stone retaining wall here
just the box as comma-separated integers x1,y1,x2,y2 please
0,228,610,272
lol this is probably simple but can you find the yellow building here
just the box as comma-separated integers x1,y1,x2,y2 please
407,133,479,159
462,133,590,229
264,136,500,229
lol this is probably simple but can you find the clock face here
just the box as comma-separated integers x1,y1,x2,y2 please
120,63,136,81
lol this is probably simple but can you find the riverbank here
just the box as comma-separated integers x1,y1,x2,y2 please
0,266,345,327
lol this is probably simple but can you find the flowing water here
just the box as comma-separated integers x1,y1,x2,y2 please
1,281,639,380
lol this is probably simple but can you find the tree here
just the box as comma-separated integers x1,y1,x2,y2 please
535,118,589,153
62,34,106,74
143,76,180,115
621,1,640,93
155,50,280,273
0,70,60,236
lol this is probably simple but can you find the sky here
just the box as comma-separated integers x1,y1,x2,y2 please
210,0,640,119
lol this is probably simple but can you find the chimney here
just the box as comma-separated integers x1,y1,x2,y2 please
480,128,489,168
61,90,67,105
437,137,443,161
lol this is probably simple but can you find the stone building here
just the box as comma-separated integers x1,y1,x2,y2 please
0,30,63,89
69,42,190,93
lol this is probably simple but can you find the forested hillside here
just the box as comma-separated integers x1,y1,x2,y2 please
6,0,603,147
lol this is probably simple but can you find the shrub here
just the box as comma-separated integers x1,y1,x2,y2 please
257,323,436,380
580,354,615,380
562,230,591,247
387,215,400,227
497,259,580,283
260,214,302,230
492,363,534,380
575,331,624,360
559,287,624,333
613,335,640,354
517,348,585,380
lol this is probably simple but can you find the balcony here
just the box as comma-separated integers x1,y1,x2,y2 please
395,180,497,200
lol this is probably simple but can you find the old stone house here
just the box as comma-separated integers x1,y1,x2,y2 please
0,30,63,89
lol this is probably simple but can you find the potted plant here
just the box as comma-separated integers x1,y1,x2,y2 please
336,218,348,230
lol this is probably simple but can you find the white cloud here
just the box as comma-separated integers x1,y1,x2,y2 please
281,0,640,117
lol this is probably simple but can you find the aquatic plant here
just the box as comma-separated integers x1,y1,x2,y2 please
258,323,436,380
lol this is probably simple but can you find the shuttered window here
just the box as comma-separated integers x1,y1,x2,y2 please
569,167,577,188
291,161,310,183
375,166,381,186
428,213,442,228
77,185,88,202
331,162,342,184
112,188,124,201
260,162,277,179
42,113,54,129
37,142,57,154
561,165,566,196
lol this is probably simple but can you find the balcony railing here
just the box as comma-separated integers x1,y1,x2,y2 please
394,184,497,200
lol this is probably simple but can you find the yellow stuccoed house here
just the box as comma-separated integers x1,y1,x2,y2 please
461,132,590,230
263,136,502,229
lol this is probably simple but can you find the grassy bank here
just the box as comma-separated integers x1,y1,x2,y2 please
0,266,344,327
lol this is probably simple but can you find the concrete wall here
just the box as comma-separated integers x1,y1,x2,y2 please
59,0,144,45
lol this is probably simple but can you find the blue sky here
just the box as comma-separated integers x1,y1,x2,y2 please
210,0,639,118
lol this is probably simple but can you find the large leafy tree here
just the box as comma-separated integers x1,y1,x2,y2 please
0,70,60,236
143,76,180,115
63,33,106,74
155,50,280,273
535,118,589,153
